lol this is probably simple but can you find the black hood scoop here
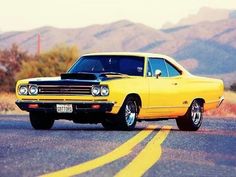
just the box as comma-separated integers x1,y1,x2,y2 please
61,73,97,80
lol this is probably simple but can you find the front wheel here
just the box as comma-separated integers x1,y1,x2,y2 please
29,112,54,130
116,97,138,130
176,100,203,131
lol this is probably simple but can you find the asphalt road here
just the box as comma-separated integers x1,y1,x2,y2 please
0,115,236,177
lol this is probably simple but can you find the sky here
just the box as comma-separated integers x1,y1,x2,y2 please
0,0,236,32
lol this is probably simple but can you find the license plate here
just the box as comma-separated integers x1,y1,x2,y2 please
56,104,73,113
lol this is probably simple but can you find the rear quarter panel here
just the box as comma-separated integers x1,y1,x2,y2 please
180,75,224,112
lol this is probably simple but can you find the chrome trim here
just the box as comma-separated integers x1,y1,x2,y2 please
37,85,92,87
217,96,224,108
37,85,92,95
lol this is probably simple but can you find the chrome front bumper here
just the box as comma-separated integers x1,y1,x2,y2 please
16,100,115,113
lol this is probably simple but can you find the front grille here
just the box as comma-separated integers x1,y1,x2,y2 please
38,85,92,95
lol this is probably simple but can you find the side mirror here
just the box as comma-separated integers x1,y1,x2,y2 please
147,72,152,77
155,69,161,78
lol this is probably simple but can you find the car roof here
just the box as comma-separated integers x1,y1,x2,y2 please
82,52,169,58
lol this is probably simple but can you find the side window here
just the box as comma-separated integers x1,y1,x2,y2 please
149,58,168,77
166,62,181,77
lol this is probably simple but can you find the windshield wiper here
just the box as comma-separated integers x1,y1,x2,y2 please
100,72,129,76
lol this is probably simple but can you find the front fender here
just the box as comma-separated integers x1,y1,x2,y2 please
101,77,149,114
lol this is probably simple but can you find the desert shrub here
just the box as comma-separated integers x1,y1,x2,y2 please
16,44,79,79
0,44,30,92
0,102,15,113
230,83,236,92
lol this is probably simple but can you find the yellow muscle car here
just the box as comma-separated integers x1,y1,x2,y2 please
15,52,224,131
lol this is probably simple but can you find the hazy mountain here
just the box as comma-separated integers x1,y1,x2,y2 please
0,20,170,54
0,10,236,86
162,7,236,29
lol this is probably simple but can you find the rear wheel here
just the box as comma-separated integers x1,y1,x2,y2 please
176,100,203,131
29,112,54,130
116,97,138,130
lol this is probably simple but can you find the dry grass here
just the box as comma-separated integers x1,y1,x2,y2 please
203,91,236,118
224,91,236,104
0,91,236,117
205,102,236,118
0,92,26,114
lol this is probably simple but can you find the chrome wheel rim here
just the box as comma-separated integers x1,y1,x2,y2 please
125,101,137,126
191,102,202,125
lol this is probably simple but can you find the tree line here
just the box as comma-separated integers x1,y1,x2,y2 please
0,44,79,92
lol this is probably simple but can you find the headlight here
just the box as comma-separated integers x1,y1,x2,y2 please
101,86,109,96
29,85,38,95
91,86,101,96
91,85,109,96
18,85,28,95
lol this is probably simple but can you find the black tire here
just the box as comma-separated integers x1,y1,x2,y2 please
116,97,138,130
29,112,54,130
176,100,203,131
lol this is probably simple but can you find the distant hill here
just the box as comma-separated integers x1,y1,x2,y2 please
0,9,236,87
162,7,236,28
0,20,170,54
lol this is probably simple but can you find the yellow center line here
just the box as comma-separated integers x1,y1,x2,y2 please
115,125,172,177
40,125,158,177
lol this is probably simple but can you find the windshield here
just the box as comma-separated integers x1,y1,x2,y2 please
69,55,145,76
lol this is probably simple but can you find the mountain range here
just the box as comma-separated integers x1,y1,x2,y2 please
162,6,236,28
0,7,236,87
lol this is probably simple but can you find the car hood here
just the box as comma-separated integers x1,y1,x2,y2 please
26,73,129,86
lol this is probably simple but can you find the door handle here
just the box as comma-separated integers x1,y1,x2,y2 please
172,83,178,85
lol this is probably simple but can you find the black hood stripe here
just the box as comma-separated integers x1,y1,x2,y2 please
29,80,100,86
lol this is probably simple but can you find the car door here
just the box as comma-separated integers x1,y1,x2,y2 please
147,58,183,118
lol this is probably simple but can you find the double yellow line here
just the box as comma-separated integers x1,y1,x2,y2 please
41,125,171,177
